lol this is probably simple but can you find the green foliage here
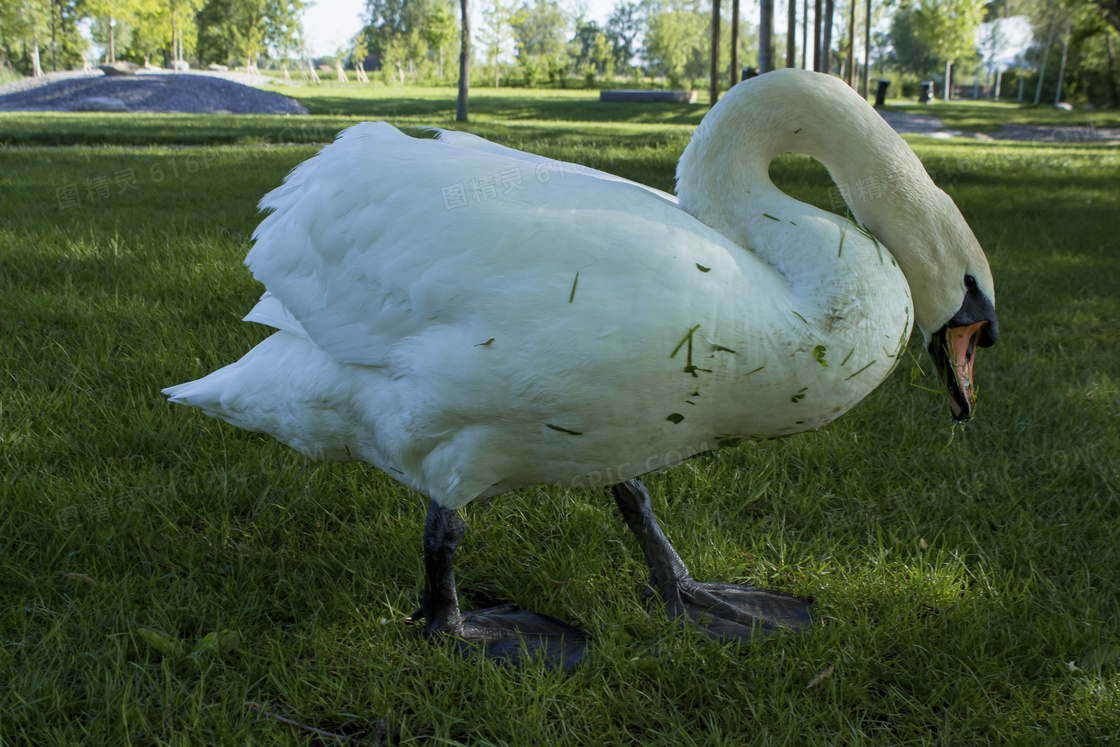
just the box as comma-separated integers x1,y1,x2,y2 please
912,0,986,64
0,0,88,73
1027,0,1120,107
362,0,451,80
890,3,941,78
510,0,569,84
605,0,643,71
479,0,516,86
644,8,708,87
196,0,303,66
571,20,616,78
422,0,458,58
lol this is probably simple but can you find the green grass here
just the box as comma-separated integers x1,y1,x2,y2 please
1,90,1119,744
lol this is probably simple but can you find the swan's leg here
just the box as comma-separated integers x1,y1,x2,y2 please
611,479,813,641
412,499,589,670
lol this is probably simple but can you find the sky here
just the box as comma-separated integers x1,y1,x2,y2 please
302,0,619,57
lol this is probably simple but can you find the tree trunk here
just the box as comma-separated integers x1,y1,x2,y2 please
861,0,870,97
759,0,774,73
109,18,115,64
845,0,855,86
944,60,951,101
801,0,807,68
731,0,740,85
786,0,796,68
710,0,720,104
1034,8,1058,105
822,0,833,74
813,0,821,71
1106,32,1117,107
31,32,43,77
50,0,57,72
1054,17,1071,106
457,0,471,122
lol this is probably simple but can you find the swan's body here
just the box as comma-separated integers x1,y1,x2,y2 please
166,70,998,665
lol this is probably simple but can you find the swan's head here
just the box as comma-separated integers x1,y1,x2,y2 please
899,189,998,422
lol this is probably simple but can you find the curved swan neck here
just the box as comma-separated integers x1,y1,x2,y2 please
678,70,932,232
675,69,974,337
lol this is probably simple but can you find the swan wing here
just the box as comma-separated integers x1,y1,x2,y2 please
245,122,733,368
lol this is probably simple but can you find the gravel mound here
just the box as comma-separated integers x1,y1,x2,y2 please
0,72,307,115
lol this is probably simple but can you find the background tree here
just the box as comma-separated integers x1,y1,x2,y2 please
87,0,136,63
361,0,435,79
196,0,305,68
888,2,939,77
510,0,567,85
605,0,642,72
457,0,469,119
480,0,514,86
129,0,172,66
912,0,985,99
1,0,52,74
1088,0,1120,32
1024,0,1119,106
759,0,774,71
571,20,614,81
422,0,457,78
644,6,708,86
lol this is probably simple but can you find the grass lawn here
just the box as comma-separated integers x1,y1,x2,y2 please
1,88,1118,744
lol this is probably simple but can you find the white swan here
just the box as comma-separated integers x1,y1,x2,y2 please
165,70,998,668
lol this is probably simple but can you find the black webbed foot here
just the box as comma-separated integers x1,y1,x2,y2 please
411,602,589,670
612,479,813,643
417,500,589,670
662,578,813,642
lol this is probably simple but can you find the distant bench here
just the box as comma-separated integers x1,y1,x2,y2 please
599,90,699,103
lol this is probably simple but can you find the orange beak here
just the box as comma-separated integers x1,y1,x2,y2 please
944,321,988,420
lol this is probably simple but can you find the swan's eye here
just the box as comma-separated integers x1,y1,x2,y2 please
964,274,977,290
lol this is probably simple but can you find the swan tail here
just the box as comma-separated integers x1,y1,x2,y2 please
163,331,362,462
